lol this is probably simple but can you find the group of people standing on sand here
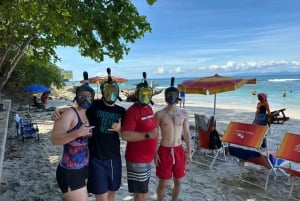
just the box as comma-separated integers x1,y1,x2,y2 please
51,69,191,201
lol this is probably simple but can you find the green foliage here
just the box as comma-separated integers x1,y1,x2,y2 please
147,0,157,5
0,0,152,92
0,0,151,63
11,55,65,89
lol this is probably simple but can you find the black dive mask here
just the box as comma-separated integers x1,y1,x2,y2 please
77,95,93,109
75,71,95,109
165,77,179,105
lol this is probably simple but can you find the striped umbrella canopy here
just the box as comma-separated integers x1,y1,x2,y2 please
80,76,128,84
178,74,256,115
80,76,128,98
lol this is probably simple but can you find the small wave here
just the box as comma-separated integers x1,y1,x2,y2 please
268,78,300,82
155,86,167,90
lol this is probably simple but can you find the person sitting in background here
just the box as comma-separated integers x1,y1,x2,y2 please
32,96,43,110
41,92,50,110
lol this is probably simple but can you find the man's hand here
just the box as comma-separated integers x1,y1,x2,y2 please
51,107,67,121
150,128,159,139
186,152,191,164
155,152,161,166
108,118,121,133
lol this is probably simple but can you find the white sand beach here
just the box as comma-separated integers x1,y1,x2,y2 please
1,87,300,201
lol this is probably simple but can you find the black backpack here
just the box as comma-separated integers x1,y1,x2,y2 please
208,129,222,149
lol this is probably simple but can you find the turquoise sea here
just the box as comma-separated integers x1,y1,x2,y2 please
67,73,300,111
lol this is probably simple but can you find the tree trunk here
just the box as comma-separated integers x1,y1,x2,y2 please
0,43,13,71
0,36,34,93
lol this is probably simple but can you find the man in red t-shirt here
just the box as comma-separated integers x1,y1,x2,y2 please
121,73,159,201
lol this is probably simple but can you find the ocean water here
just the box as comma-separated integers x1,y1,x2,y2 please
66,73,300,111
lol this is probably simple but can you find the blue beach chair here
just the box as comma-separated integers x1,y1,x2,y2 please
19,118,40,142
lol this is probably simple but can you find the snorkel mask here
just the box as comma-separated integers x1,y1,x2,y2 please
75,71,95,109
135,72,153,106
165,77,180,105
100,68,121,105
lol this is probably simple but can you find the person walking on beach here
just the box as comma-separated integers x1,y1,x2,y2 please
120,72,159,201
154,77,191,201
253,92,271,148
179,89,185,108
51,72,95,201
52,69,126,201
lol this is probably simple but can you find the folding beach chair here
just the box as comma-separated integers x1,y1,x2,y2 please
19,118,40,142
222,121,280,190
269,108,290,124
192,114,226,169
276,132,300,200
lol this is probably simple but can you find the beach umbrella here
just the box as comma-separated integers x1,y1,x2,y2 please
82,76,128,84
23,84,51,93
80,76,128,85
80,76,128,84
80,76,128,98
178,74,256,115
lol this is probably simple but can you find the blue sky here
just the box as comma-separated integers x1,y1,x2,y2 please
56,0,300,81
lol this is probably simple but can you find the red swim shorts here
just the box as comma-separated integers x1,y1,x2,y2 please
156,145,186,180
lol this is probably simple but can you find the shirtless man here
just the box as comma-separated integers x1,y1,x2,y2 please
154,77,191,201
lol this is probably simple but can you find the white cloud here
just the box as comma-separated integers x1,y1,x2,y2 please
194,60,300,76
170,66,184,74
153,66,165,74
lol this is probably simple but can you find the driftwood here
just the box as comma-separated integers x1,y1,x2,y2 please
121,89,164,102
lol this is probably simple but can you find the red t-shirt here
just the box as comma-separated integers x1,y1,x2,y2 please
122,103,157,163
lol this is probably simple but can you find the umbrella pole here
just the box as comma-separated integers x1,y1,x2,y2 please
213,94,216,115
97,84,99,98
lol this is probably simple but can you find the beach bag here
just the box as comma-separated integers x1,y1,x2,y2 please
253,113,267,125
209,129,222,149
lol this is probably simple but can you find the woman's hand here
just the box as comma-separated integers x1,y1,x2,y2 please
77,123,94,138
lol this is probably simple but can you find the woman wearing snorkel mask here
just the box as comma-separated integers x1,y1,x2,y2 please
154,77,191,201
121,72,159,201
51,72,95,201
